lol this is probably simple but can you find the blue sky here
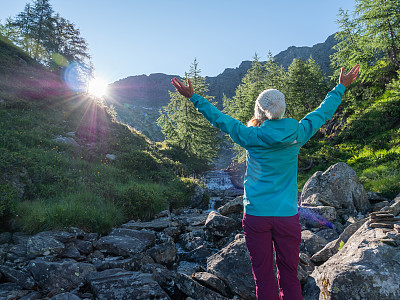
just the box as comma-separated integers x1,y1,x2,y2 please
1,0,355,83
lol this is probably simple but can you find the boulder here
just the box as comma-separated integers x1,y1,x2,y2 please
94,228,155,257
311,218,367,263
92,257,135,271
217,196,243,216
299,205,336,228
86,268,170,300
192,271,231,297
207,234,256,300
204,211,240,240
300,162,370,214
27,259,96,291
173,209,208,227
300,230,328,257
121,217,175,231
147,241,177,266
140,263,175,294
175,272,228,300
0,265,35,289
306,222,400,300
27,231,69,257
381,194,400,216
179,245,212,264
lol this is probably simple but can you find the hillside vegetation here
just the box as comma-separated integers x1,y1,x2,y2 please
0,35,202,234
222,0,400,199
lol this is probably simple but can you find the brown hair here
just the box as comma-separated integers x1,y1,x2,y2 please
247,116,264,127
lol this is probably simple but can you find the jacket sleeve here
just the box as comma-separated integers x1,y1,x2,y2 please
297,84,346,146
190,94,258,148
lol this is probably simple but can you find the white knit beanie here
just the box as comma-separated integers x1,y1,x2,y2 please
254,89,286,120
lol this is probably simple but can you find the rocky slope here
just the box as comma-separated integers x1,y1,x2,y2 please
1,162,399,300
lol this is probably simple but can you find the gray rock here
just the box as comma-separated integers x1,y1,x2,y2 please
86,268,170,300
140,263,175,294
19,291,43,300
175,272,228,300
0,232,12,244
205,211,239,240
173,210,208,227
190,185,205,208
49,292,81,300
381,195,400,216
121,217,175,231
299,252,315,274
315,228,339,243
309,222,400,299
207,235,256,300
27,258,96,291
71,239,92,254
300,230,328,257
27,231,74,257
93,257,134,271
192,271,230,297
0,265,35,289
179,231,205,251
179,245,212,264
0,282,30,299
61,245,82,259
300,162,370,214
53,135,80,147
299,205,336,228
311,218,367,263
94,228,155,257
177,261,203,276
147,241,177,266
217,196,243,216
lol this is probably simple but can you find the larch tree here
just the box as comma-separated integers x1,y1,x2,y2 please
157,59,220,163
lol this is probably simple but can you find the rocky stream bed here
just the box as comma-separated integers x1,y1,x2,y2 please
0,162,400,300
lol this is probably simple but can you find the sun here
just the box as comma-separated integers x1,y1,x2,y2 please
87,77,108,98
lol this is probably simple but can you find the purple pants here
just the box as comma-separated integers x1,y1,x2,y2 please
242,213,303,300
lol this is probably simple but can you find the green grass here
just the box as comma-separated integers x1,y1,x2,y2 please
298,83,400,199
0,74,204,233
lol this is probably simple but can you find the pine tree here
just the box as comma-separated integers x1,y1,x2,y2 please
332,0,400,85
285,57,329,120
52,14,90,66
224,54,267,123
157,59,220,163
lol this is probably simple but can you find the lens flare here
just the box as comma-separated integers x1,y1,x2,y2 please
298,206,334,229
63,62,91,92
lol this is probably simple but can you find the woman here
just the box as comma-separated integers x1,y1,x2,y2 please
171,64,359,300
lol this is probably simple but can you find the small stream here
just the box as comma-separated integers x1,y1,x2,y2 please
201,170,235,191
201,170,238,211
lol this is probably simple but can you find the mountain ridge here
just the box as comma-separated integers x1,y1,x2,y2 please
108,34,338,108
106,34,338,141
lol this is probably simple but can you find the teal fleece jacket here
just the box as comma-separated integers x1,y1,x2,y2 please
190,84,346,216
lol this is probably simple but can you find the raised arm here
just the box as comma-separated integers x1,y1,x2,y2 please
298,64,360,145
339,64,360,88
